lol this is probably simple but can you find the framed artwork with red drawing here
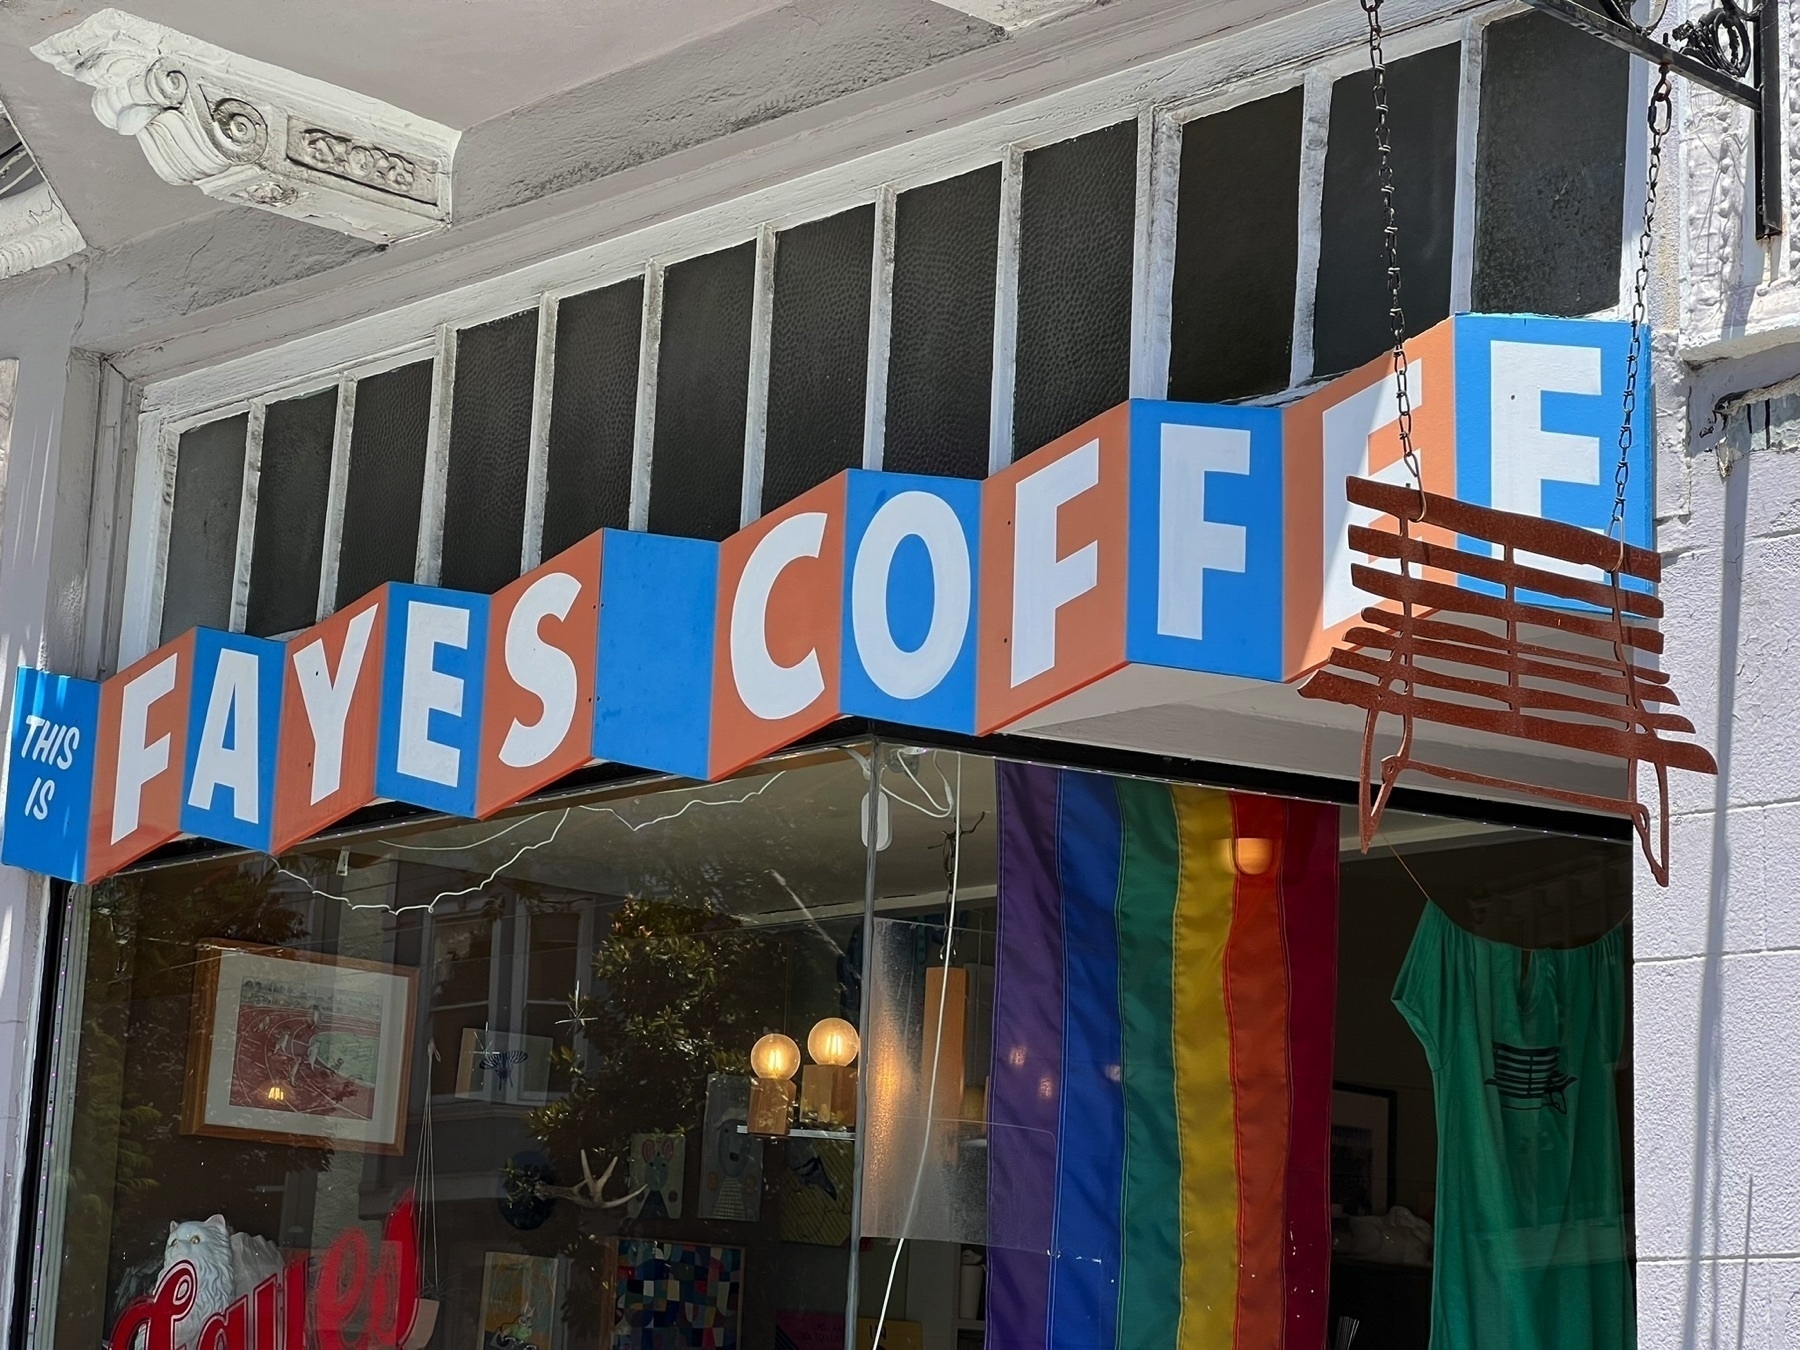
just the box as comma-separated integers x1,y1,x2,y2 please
181,940,418,1153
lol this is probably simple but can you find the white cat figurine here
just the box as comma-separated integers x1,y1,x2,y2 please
155,1217,284,1350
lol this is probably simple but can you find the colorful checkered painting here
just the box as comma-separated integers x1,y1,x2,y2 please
612,1241,743,1350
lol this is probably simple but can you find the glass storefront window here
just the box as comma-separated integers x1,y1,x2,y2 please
28,743,1635,1350
36,748,881,1350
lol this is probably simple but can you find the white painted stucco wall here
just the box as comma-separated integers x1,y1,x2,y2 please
1637,8,1800,1322
1637,403,1800,1350
0,263,102,1341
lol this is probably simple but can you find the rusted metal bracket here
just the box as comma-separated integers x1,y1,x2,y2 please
1519,0,1781,237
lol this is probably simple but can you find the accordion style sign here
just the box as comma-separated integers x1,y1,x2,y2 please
2,314,1653,884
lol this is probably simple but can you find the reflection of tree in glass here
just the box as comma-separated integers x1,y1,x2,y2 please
525,897,786,1337
532,895,787,1170
58,861,322,1346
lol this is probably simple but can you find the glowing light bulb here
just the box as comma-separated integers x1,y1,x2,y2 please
807,1017,860,1068
750,1032,802,1082
1235,837,1275,876
1218,836,1276,877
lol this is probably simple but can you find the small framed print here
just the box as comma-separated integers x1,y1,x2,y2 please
455,1028,555,1104
1331,1082,1398,1216
479,1252,567,1350
181,940,418,1154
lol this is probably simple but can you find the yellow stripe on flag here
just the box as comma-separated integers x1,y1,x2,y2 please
1169,785,1240,1349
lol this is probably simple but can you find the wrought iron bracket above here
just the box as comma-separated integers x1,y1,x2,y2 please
1519,0,1782,237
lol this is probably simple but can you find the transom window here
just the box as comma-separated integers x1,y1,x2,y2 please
126,8,1632,663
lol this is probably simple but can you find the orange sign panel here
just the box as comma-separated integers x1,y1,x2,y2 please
271,588,389,855
976,404,1131,734
88,630,196,878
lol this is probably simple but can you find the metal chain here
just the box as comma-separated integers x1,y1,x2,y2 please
1361,0,1422,496
1614,69,1674,544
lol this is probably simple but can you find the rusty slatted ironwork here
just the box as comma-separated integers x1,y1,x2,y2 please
1297,477,1718,885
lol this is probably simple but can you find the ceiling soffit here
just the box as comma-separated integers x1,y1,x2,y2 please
32,8,459,244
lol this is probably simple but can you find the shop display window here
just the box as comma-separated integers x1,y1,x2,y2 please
28,744,1634,1350
38,748,876,1350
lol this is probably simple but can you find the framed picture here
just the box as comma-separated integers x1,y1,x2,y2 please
778,1137,853,1246
613,1242,741,1350
698,1074,762,1222
627,1132,687,1219
181,940,418,1154
480,1251,566,1350
455,1028,555,1104
1331,1083,1397,1216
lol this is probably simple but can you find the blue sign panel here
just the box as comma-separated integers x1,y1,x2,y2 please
376,585,491,817
1125,400,1286,680
592,530,718,781
840,470,982,735
1,668,100,881
181,629,285,852
1453,314,1653,603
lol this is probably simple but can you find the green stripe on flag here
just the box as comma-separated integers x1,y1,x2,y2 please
1114,778,1182,1350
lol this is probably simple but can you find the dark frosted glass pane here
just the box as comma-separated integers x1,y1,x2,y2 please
336,360,432,607
1314,43,1461,378
162,414,247,641
1474,11,1627,316
246,389,336,637
543,278,641,556
441,309,537,593
1014,120,1137,459
885,166,1000,480
1169,89,1303,402
763,206,874,512
649,242,755,541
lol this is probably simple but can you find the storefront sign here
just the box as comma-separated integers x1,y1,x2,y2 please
1,313,1652,883
111,1194,419,1350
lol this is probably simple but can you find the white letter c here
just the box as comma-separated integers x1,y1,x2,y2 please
730,512,827,721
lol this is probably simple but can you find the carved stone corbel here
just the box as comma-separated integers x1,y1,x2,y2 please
0,182,85,279
34,9,459,244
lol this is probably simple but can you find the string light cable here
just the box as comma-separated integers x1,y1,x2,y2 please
847,745,958,820
272,771,792,915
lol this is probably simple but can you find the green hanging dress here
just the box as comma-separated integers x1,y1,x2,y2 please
1393,902,1634,1350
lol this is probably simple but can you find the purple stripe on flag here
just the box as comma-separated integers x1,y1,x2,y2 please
989,761,1066,1350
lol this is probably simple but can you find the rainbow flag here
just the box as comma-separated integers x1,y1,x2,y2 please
988,764,1338,1350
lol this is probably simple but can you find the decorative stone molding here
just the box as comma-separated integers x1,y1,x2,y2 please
33,9,458,244
933,0,1095,31
1674,0,1800,358
0,182,85,279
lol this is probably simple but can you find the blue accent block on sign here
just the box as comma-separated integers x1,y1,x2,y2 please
1,667,100,882
1124,399,1285,681
181,629,285,852
839,470,982,734
1452,314,1653,604
375,584,490,817
592,530,717,781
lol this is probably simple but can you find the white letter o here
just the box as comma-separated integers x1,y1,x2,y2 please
851,491,971,701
